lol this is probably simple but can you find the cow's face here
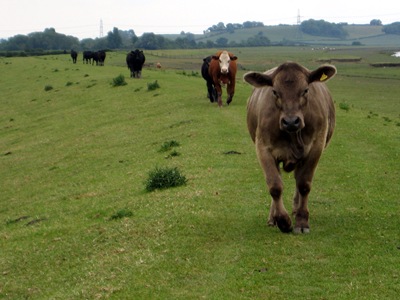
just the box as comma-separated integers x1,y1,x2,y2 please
213,51,237,75
244,63,337,133
219,51,231,74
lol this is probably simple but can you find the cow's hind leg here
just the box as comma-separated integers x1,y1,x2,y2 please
206,81,215,102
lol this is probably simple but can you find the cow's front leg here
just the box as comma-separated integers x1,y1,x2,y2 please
256,140,292,233
215,84,223,107
293,156,320,233
226,83,235,105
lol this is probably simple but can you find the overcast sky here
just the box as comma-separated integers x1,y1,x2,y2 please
1,0,399,40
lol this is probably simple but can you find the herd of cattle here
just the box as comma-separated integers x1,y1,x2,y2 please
70,48,337,234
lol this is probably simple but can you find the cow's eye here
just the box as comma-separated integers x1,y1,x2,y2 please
272,90,279,97
302,88,309,96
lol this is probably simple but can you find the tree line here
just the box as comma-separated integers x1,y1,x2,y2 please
1,20,399,56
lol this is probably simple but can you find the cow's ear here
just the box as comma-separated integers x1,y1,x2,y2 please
230,56,238,61
309,65,337,83
244,72,273,87
212,55,219,60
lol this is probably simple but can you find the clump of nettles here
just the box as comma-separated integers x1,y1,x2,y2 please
147,80,160,91
44,85,53,91
159,140,180,152
339,102,350,111
110,209,133,220
145,166,187,192
112,74,127,87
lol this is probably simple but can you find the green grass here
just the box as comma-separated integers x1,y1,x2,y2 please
194,24,400,47
0,48,399,299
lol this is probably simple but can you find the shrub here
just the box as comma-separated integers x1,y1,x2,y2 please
339,102,350,111
147,80,160,91
145,166,187,192
110,209,133,220
112,74,127,87
44,85,53,91
159,140,180,152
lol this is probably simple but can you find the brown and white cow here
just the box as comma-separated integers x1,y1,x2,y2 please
208,50,238,107
244,62,337,233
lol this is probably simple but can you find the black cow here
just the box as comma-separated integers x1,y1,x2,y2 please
201,56,217,103
126,49,146,78
92,50,106,66
83,51,93,64
70,50,78,63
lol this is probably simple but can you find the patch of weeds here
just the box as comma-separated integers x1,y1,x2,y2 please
159,140,180,152
177,70,200,77
169,120,193,128
6,216,30,225
84,74,89,77
134,87,143,92
147,80,160,91
382,116,392,123
367,111,379,119
110,209,133,220
112,74,127,87
65,81,73,86
86,83,96,88
53,68,59,72
339,102,350,111
44,85,53,91
223,150,242,155
165,150,181,159
145,166,187,192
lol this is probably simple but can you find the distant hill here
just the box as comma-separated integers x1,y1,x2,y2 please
163,25,400,47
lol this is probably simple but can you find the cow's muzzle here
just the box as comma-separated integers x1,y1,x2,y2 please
281,116,303,133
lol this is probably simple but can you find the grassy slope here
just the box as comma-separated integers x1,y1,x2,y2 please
192,25,400,46
0,49,399,299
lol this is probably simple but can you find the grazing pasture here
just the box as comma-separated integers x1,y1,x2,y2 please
0,47,399,299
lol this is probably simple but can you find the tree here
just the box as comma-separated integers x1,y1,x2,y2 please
135,32,169,50
215,37,228,47
370,19,382,26
107,27,122,49
300,19,348,38
226,23,235,33
383,22,400,35
246,32,271,47
0,28,79,51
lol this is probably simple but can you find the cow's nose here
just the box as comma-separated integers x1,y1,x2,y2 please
281,116,301,132
221,68,228,74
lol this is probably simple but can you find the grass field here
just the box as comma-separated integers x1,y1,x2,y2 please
191,24,400,47
1,47,399,299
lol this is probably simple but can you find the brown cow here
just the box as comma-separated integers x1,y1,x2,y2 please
244,62,337,233
208,50,238,107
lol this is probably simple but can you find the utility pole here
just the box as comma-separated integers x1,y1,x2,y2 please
100,19,104,38
295,9,303,40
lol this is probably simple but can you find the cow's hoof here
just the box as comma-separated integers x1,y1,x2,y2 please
294,227,310,234
275,215,293,233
